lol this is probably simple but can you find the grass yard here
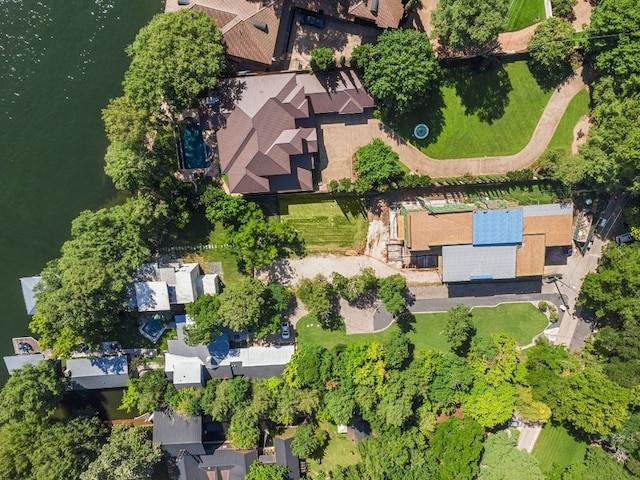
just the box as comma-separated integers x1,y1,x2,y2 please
297,302,548,351
304,422,361,478
505,0,545,32
545,89,590,154
471,303,548,346
197,226,246,287
278,196,368,253
464,183,560,206
533,423,588,472
387,60,553,159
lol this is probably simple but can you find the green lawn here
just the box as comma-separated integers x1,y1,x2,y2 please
297,302,548,352
533,423,588,472
545,89,590,154
304,422,361,478
505,0,545,32
464,183,560,206
198,226,246,287
278,196,368,253
387,60,553,159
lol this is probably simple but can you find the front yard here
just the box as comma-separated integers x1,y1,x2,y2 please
505,0,546,32
297,302,549,351
532,423,588,473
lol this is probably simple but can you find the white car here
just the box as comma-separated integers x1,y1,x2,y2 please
280,321,291,340
616,232,633,244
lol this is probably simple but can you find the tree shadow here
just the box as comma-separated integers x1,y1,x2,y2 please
527,59,575,93
381,87,446,150
446,56,513,124
396,311,417,334
336,196,367,218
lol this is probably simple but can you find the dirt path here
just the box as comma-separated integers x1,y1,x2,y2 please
571,115,591,153
497,24,539,53
573,0,593,32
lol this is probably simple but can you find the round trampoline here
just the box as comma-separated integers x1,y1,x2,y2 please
414,123,429,139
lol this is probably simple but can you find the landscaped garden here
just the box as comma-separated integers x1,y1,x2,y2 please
387,60,554,159
303,422,361,479
532,423,588,472
297,302,548,351
278,196,368,253
505,0,546,32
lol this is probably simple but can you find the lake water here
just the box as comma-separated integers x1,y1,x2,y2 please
0,0,164,387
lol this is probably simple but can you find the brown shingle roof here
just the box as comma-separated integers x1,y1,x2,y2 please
405,211,474,250
516,234,546,277
190,0,280,66
217,71,373,194
348,0,404,29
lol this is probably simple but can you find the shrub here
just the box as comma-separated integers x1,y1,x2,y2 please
506,169,534,181
310,47,335,73
538,301,549,313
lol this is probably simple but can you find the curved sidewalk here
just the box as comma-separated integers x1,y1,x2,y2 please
370,67,589,178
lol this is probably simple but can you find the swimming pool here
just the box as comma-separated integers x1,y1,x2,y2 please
177,116,210,170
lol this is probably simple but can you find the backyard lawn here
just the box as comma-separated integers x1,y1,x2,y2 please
533,423,588,472
197,226,246,287
505,0,545,32
278,196,368,253
544,89,590,154
297,302,548,351
387,60,553,159
304,422,361,479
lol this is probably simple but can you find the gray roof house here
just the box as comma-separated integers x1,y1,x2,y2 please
65,356,129,390
19,276,41,315
153,411,207,457
3,353,45,375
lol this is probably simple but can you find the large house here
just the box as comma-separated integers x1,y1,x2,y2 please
166,0,290,69
153,411,301,480
129,261,219,312
164,315,295,389
216,70,374,194
396,203,574,282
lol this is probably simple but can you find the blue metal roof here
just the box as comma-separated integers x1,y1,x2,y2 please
473,209,523,245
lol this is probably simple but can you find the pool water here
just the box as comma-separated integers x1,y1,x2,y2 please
178,117,210,169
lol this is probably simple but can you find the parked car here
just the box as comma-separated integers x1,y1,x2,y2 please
616,232,633,244
507,419,523,427
280,321,291,340
299,14,325,28
598,217,608,229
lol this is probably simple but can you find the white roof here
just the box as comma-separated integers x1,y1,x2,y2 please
20,276,41,315
164,352,204,374
175,263,200,304
218,344,295,367
134,281,171,312
3,354,44,374
173,361,203,387
200,274,219,295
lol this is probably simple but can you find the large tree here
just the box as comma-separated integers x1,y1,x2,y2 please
354,139,404,192
81,426,161,480
0,361,67,424
29,416,107,480
217,278,269,332
296,274,337,325
478,430,544,480
431,417,485,480
432,0,509,55
123,9,225,113
291,422,327,459
585,0,640,77
30,197,167,356
184,294,222,346
528,18,576,70
119,370,174,414
362,29,440,113
443,304,476,355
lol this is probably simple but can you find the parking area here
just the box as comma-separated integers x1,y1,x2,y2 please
287,15,380,70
